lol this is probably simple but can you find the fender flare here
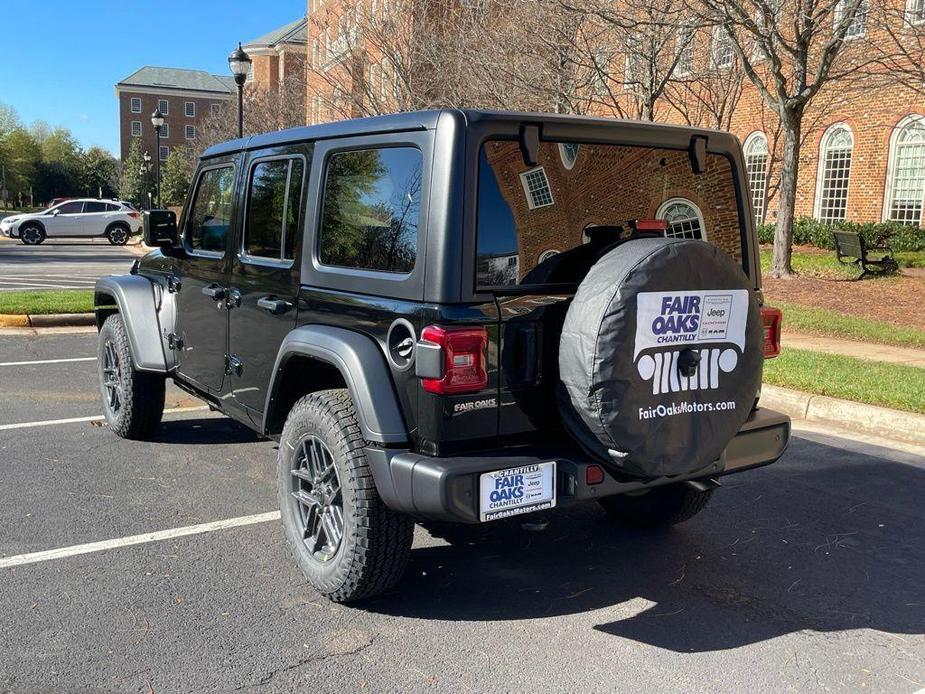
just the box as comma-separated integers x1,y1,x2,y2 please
94,275,167,372
264,325,408,445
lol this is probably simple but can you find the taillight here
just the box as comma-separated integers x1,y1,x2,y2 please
761,306,782,359
419,325,488,395
127,211,140,219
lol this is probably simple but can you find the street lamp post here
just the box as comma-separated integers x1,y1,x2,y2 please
140,151,152,210
228,42,252,139
150,109,165,207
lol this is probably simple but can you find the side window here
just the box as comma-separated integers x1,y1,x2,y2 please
318,147,421,274
186,166,235,254
105,203,120,211
57,201,83,214
244,158,305,261
83,201,107,213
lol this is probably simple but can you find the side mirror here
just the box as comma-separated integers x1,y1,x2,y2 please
51,209,60,216
144,209,178,248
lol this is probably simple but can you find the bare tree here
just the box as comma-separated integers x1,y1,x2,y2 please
686,0,884,276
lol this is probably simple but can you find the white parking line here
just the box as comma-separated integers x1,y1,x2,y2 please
0,405,209,431
0,356,96,367
0,511,281,569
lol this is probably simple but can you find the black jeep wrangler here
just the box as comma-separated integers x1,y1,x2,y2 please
95,110,790,602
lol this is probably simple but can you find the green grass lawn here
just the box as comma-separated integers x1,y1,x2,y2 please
764,348,925,414
759,247,925,278
775,302,925,349
0,290,95,315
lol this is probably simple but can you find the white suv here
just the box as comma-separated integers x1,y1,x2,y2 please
0,199,142,245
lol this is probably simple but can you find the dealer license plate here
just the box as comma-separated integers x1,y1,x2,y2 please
479,462,557,522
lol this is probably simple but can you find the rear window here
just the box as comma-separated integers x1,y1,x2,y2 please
476,140,744,288
318,146,421,274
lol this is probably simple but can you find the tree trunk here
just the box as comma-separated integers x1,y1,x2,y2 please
770,112,801,278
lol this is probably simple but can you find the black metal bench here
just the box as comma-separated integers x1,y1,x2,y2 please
832,230,899,279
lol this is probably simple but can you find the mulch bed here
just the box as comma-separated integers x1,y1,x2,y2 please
764,273,925,330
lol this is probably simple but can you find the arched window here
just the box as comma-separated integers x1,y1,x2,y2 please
657,198,707,241
538,249,560,263
744,132,769,225
814,124,854,224
558,143,580,170
885,115,925,224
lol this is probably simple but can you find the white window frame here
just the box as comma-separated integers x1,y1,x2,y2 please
185,124,196,140
656,197,708,241
883,114,925,223
519,167,554,210
159,145,169,161
538,249,560,263
131,121,142,137
160,122,169,139
211,103,221,118
711,26,734,69
184,101,196,117
130,97,142,113
674,26,694,78
591,48,611,97
558,143,580,170
813,123,854,223
744,131,769,226
906,0,925,25
158,99,169,115
835,0,868,38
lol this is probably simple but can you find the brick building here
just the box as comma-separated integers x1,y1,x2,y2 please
243,16,308,96
115,67,235,162
304,0,925,233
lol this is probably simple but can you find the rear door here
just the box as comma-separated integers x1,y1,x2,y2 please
174,159,238,393
80,200,109,235
227,144,309,415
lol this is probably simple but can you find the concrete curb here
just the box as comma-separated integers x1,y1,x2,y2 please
0,313,95,328
761,384,925,446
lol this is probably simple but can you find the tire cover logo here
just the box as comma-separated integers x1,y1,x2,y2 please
634,290,749,395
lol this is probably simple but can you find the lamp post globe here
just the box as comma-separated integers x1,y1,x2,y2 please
151,109,164,208
228,42,251,138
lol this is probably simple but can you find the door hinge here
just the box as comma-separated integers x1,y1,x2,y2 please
224,354,243,377
166,332,183,350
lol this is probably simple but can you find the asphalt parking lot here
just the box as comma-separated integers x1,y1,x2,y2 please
1,330,924,693
0,236,138,291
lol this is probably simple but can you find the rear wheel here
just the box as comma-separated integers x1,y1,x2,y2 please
106,223,130,245
598,483,713,528
98,314,166,439
20,224,45,245
278,389,414,603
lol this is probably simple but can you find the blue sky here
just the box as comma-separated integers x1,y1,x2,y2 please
1,1,304,155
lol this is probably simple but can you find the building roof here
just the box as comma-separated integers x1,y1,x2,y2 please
243,17,307,50
116,67,236,94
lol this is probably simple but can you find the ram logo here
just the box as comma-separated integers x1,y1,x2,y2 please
633,290,749,395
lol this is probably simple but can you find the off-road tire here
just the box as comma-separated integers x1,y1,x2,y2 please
278,389,414,603
598,484,714,528
98,313,165,439
106,223,130,245
19,223,45,245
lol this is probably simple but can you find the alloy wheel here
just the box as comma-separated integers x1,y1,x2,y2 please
289,435,344,562
109,227,127,244
22,227,41,244
101,340,124,415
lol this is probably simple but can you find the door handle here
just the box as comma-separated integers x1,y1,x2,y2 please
257,296,291,315
202,285,225,300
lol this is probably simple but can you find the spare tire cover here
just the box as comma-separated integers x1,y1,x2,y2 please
558,237,763,478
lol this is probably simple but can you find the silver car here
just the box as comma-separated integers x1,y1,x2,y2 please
0,199,142,245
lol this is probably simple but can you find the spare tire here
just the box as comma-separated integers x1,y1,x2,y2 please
558,237,763,478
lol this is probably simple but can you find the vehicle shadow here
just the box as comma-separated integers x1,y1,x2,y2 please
151,417,263,445
363,435,925,652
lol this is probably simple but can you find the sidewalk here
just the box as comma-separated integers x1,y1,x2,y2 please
784,331,925,368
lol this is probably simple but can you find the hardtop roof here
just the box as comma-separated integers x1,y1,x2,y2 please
200,109,739,160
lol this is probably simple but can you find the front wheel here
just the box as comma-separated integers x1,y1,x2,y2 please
598,483,713,528
278,389,414,603
20,224,45,245
98,314,166,439
106,224,129,245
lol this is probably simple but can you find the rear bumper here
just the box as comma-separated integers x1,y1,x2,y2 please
366,407,791,523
